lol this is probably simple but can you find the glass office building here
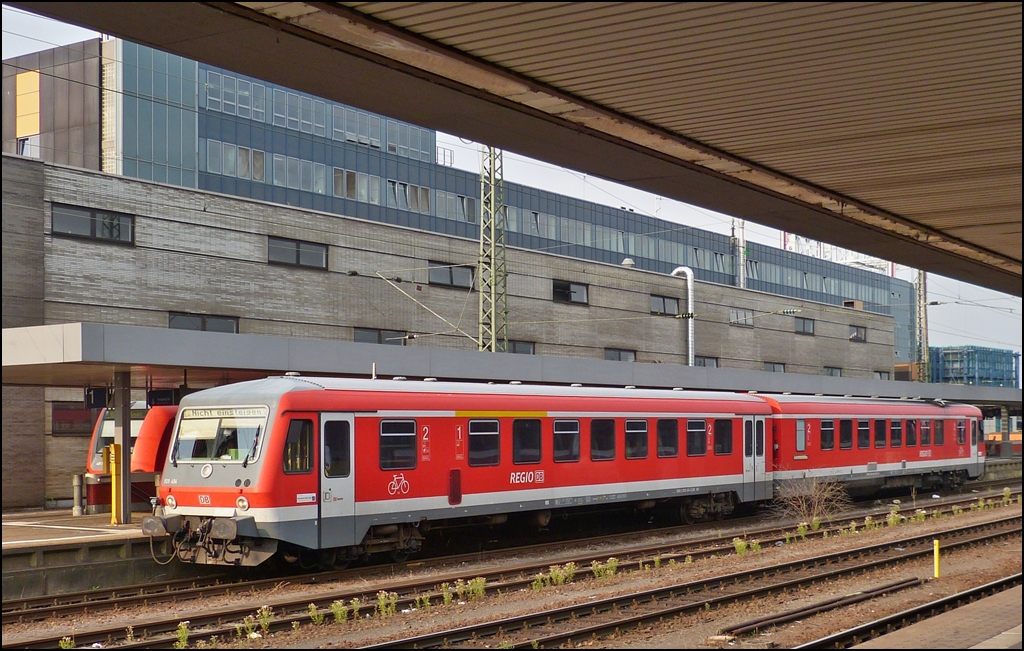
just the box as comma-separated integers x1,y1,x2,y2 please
51,38,917,362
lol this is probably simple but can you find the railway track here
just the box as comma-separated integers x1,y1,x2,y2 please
3,485,1017,627
3,492,1019,649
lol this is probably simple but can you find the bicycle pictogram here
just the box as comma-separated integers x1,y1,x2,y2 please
387,473,410,496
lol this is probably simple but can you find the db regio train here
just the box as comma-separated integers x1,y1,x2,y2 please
141,375,984,567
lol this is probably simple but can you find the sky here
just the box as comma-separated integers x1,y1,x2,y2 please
4,5,1020,384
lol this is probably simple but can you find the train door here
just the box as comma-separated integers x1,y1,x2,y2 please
320,413,356,548
754,416,768,500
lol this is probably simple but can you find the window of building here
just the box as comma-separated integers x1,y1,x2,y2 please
820,420,835,450
272,89,287,127
379,420,417,470
553,279,589,304
824,366,842,377
764,362,786,373
906,419,917,446
428,262,474,288
795,317,815,335
287,92,300,130
857,420,871,448
52,204,134,244
235,79,251,119
695,356,718,368
207,139,222,174
840,419,853,449
921,420,932,446
268,236,327,269
300,160,313,192
282,419,313,473
512,419,541,464
237,146,251,179
169,312,239,333
605,349,636,362
299,96,313,133
796,419,806,452
386,180,432,214
504,341,535,355
313,163,326,195
849,325,867,342
223,143,237,177
657,419,678,457
730,308,754,327
625,420,648,459
650,295,680,316
17,134,41,157
590,419,616,461
713,419,733,455
890,419,903,447
221,75,236,114
687,419,707,456
353,328,406,345
287,156,300,189
874,371,891,380
252,84,265,122
313,100,326,137
334,169,380,204
935,420,945,445
553,420,580,462
206,71,221,111
323,420,351,478
273,154,286,187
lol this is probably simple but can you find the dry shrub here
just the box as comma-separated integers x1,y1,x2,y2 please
772,477,851,525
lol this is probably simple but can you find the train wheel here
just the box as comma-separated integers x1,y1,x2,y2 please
390,549,410,563
332,557,350,570
680,501,697,525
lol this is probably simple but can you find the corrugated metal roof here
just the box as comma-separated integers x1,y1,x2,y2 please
339,1,1020,276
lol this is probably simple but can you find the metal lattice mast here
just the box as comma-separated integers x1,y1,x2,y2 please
478,146,508,352
915,270,930,382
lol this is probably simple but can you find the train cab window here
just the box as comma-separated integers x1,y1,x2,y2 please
744,420,753,457
513,419,542,464
920,420,932,446
380,420,417,470
283,419,313,474
687,419,707,456
890,420,903,447
553,420,580,462
956,420,967,445
840,420,853,450
590,419,616,461
625,420,649,459
657,419,679,458
857,420,871,449
713,419,733,455
324,421,351,478
934,420,945,445
820,420,835,451
796,419,806,452
874,420,887,448
468,420,500,467
906,420,917,446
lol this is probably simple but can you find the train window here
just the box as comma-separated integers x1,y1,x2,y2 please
553,420,580,462
956,421,966,445
906,420,917,446
380,420,417,470
283,419,313,474
323,421,350,478
890,420,903,447
590,419,616,461
744,420,753,457
657,420,678,458
796,419,806,452
625,420,648,459
513,419,542,464
971,420,977,446
921,420,931,446
713,419,733,455
687,420,707,456
874,420,886,448
934,420,945,445
839,420,853,450
820,420,835,451
857,420,871,449
468,420,500,467
756,420,764,456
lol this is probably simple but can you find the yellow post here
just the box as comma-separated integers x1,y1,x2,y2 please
934,539,940,578
109,443,123,525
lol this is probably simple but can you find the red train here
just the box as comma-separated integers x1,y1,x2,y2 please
141,376,984,567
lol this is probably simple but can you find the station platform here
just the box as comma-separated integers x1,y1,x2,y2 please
853,585,1022,649
2,508,146,550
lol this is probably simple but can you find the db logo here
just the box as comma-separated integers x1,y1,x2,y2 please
198,494,211,505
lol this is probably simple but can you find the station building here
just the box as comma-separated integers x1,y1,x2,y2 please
3,38,911,509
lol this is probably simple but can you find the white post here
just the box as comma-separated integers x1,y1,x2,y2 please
670,267,695,366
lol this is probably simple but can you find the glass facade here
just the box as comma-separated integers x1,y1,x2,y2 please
108,39,915,363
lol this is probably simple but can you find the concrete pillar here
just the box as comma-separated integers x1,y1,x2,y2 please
1001,406,1011,459
113,370,132,524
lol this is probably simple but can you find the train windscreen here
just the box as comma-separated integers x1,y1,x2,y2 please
171,407,268,464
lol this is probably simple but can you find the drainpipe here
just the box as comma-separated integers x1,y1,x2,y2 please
670,267,695,366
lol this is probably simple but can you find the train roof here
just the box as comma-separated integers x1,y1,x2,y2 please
179,375,773,407
759,393,978,413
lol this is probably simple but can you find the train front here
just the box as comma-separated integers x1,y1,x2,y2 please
141,381,285,566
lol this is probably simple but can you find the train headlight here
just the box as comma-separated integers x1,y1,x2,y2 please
165,494,177,509
236,495,250,511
